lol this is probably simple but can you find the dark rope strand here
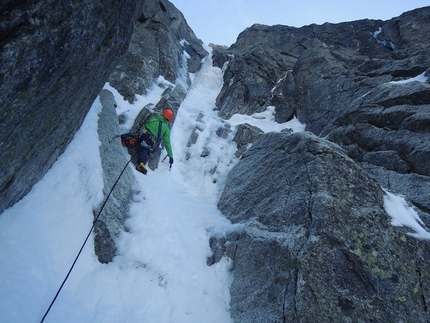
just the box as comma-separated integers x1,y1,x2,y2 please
108,134,121,144
40,152,136,323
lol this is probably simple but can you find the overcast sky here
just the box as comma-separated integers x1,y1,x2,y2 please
170,0,429,46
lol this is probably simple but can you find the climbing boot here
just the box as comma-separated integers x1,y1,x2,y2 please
136,162,147,175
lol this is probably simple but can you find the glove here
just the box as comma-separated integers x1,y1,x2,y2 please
169,157,174,164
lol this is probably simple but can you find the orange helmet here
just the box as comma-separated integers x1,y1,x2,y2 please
162,109,174,121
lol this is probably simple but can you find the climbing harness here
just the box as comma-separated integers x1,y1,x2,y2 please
140,120,163,151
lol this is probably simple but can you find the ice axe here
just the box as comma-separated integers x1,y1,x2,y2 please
162,154,172,171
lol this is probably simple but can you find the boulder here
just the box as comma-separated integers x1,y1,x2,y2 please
232,123,264,158
218,131,430,323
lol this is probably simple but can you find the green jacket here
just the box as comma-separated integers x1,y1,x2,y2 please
144,115,173,157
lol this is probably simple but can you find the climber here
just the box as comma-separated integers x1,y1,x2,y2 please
121,109,174,175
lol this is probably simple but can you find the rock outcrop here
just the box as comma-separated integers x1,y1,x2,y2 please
95,90,135,263
218,131,430,322
108,0,208,103
0,0,146,214
214,6,430,322
215,7,430,127
214,6,430,222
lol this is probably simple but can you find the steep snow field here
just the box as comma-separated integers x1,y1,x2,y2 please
0,46,427,323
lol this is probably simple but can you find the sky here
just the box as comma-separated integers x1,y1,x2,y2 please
0,46,429,322
171,0,430,46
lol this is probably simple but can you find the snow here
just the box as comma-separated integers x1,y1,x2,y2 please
389,71,429,84
1,45,429,323
229,106,306,133
383,189,430,240
373,27,398,51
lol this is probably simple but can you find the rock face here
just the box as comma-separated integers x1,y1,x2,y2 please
0,0,146,214
0,0,204,263
108,0,208,103
95,90,135,263
215,8,430,126
214,6,430,322
218,131,430,322
214,7,430,221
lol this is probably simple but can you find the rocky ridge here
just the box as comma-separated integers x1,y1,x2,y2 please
211,6,430,322
213,7,430,217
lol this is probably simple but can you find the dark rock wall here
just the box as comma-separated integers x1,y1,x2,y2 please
214,6,430,224
215,7,430,126
95,90,135,264
0,0,146,214
218,131,430,322
215,6,430,323
108,0,208,103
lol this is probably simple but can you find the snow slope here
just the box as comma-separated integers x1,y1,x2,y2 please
0,46,428,323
